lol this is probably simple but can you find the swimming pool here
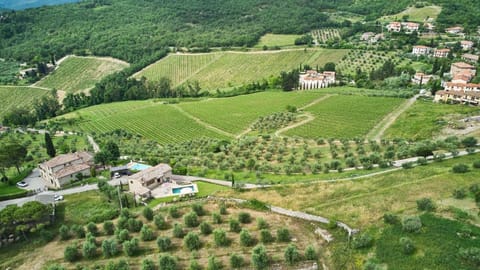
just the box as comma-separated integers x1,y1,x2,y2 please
129,163,152,171
172,185,195,195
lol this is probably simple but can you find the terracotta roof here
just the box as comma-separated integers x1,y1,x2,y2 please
461,41,474,45
437,90,480,98
54,163,90,179
436,48,450,52
129,163,172,183
414,45,430,49
43,152,92,168
445,82,480,88
453,62,475,69
462,54,479,61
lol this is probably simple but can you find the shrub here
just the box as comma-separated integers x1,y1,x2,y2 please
212,212,222,224
327,219,337,229
188,259,202,270
470,184,480,194
305,245,317,260
59,225,70,240
140,224,155,241
117,216,128,230
184,211,200,227
240,228,254,246
64,244,79,262
157,236,172,252
219,202,227,215
416,198,436,212
277,227,291,242
402,216,422,233
284,244,300,265
154,214,168,230
105,260,129,270
229,218,241,233
260,229,274,244
230,253,244,268
213,228,229,246
143,207,154,221
103,221,115,235
417,157,427,165
120,208,131,218
71,224,85,238
173,223,185,238
238,212,251,223
82,240,97,259
127,218,143,232
101,238,119,258
200,221,212,235
184,232,202,251
462,137,477,147
86,222,98,236
207,256,222,270
251,244,269,270
453,188,467,199
399,237,415,255
159,254,177,270
473,160,480,169
453,163,469,174
459,247,480,267
192,203,205,216
401,162,414,169
383,213,399,224
352,233,373,249
169,206,181,218
47,265,66,270
117,229,130,243
256,217,268,229
123,238,139,256
141,258,155,270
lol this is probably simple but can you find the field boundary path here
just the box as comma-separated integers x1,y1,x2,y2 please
87,135,100,153
275,113,314,137
366,94,419,141
299,94,334,110
170,104,235,138
209,196,357,237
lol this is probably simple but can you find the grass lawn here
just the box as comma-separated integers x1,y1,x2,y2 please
0,182,27,200
61,190,119,224
375,213,480,270
36,56,128,93
254,34,301,48
218,153,480,228
384,98,478,140
380,5,442,22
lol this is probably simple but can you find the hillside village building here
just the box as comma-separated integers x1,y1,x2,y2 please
433,48,450,58
402,22,419,33
39,152,93,189
446,26,464,35
128,163,172,198
412,73,433,85
412,45,431,56
462,53,479,63
450,62,476,79
434,63,479,105
461,40,474,51
387,22,402,32
299,70,336,90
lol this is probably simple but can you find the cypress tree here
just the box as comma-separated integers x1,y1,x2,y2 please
45,133,56,157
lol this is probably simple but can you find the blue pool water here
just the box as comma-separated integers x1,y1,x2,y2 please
172,186,195,195
129,163,151,171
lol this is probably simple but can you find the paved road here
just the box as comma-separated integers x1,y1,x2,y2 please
20,168,47,191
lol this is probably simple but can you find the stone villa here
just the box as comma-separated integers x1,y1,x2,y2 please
412,73,433,85
128,163,172,198
39,152,93,189
433,48,450,58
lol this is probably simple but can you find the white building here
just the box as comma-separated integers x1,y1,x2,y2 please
299,70,336,90
446,26,464,35
461,40,474,51
39,152,93,189
433,48,450,58
462,53,479,63
412,73,433,85
402,22,420,33
412,45,431,56
387,22,402,32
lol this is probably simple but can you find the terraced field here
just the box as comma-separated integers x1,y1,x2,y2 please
284,95,404,139
61,100,230,144
255,33,301,48
0,86,48,118
178,91,325,135
36,56,128,93
135,49,348,90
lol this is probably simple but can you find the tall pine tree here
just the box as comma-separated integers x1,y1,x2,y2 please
45,133,56,158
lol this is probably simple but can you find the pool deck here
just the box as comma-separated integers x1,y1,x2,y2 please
150,181,198,198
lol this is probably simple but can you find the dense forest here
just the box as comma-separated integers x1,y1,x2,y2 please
0,0,348,64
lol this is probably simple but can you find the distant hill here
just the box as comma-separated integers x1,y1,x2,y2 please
0,0,79,10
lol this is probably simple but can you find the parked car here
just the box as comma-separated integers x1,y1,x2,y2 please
16,181,28,188
54,194,64,201
114,172,121,178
